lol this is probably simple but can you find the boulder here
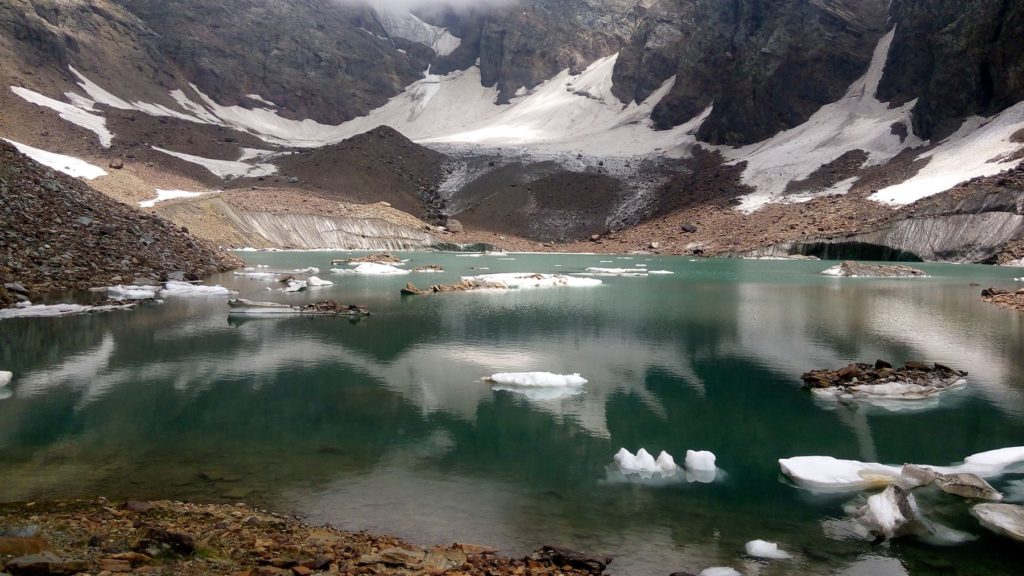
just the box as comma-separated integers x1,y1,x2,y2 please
3,552,88,575
681,224,698,233
972,503,1024,542
934,473,1003,501
445,219,464,233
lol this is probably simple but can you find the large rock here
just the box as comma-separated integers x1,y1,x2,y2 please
3,552,88,575
972,503,1024,542
820,261,928,278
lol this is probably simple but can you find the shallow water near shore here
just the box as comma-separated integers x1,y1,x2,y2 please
2,253,1024,575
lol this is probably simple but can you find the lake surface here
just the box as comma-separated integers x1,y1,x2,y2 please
2,253,1024,575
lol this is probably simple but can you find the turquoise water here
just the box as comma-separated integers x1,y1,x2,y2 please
2,253,1024,575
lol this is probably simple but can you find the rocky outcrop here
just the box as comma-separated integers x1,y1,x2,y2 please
114,0,426,125
612,0,890,145
0,140,239,304
747,166,1024,263
879,0,1024,140
437,0,643,103
981,287,1024,312
802,360,967,392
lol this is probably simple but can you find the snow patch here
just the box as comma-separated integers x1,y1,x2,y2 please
152,147,276,179
728,29,923,211
10,86,114,147
376,7,462,56
871,102,1024,205
139,189,204,208
3,139,107,180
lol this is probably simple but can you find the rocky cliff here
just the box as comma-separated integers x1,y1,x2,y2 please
612,0,890,145
0,140,240,307
879,0,1024,140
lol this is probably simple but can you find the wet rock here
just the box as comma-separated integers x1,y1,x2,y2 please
528,546,611,575
3,552,88,575
971,503,1024,542
400,282,425,296
904,360,932,371
896,465,939,490
934,473,1003,501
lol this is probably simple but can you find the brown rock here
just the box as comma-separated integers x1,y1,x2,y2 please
874,359,893,369
0,537,50,556
108,158,124,169
904,360,932,371
99,557,132,572
4,552,89,575
836,364,862,380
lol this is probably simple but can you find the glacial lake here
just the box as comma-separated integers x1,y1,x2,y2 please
2,253,1024,575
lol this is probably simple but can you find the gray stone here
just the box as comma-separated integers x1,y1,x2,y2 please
972,503,1024,542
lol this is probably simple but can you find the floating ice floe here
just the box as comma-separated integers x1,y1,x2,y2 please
466,273,601,289
331,263,410,276
106,285,159,300
811,381,967,412
971,503,1024,542
283,280,307,293
744,539,792,560
779,446,1024,493
159,281,233,297
0,371,11,387
233,271,281,280
306,276,334,287
4,139,107,180
0,302,134,320
685,450,718,483
293,267,321,274
485,372,587,387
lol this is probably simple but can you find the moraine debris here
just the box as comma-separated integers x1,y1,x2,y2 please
981,287,1024,311
802,360,966,394
821,261,928,278
334,252,402,265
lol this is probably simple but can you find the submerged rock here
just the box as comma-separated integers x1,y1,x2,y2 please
821,261,929,277
971,503,1024,542
528,546,610,575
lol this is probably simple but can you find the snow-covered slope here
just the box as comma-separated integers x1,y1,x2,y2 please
3,139,107,180
375,7,461,56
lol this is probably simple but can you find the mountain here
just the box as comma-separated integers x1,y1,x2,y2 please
0,0,1022,263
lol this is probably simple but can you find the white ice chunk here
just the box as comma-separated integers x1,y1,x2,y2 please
699,568,741,576
685,450,717,471
10,86,114,147
106,285,158,300
331,263,410,276
656,451,678,474
3,139,107,180
306,276,333,287
293,267,321,274
284,280,307,293
159,281,232,297
858,485,914,538
0,371,11,387
486,372,587,387
584,267,649,276
744,539,792,560
648,270,675,275
139,189,204,208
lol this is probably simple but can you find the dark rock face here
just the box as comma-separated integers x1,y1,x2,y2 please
0,140,240,302
437,0,642,103
612,0,889,145
115,0,427,125
879,0,1024,140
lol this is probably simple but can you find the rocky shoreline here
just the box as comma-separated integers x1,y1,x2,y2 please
0,500,609,576
981,287,1024,312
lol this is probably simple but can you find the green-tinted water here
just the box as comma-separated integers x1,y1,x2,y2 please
2,253,1024,575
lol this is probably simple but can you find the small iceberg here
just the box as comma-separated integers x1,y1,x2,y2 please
744,539,792,560
485,372,587,387
106,285,159,300
584,267,649,277
780,446,1024,493
0,371,11,387
0,302,135,320
685,450,718,483
331,263,410,276
293,267,320,274
467,273,601,289
233,271,280,280
159,281,233,297
283,280,307,293
614,448,678,477
856,485,917,539
307,276,334,287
